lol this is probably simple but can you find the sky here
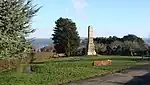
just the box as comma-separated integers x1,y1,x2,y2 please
30,0,150,38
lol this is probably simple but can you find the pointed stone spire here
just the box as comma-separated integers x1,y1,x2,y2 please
87,25,96,55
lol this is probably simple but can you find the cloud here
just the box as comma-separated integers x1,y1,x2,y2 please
72,0,88,20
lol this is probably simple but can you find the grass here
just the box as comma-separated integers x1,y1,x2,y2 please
0,55,149,85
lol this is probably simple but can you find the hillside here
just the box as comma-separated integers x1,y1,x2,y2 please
144,38,150,45
31,38,150,49
31,37,86,49
31,38,53,49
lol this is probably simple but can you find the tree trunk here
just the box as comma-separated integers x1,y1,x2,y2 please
130,51,135,60
142,51,144,60
17,57,32,73
130,51,133,56
65,40,71,57
17,64,32,73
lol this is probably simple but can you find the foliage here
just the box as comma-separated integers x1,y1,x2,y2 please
40,45,55,52
0,0,40,59
123,34,144,43
95,42,106,54
52,17,80,56
94,34,149,56
0,56,148,85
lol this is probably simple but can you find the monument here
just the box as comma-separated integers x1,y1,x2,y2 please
87,25,97,55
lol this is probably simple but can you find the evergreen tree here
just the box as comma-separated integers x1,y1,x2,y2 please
52,17,80,56
0,0,40,60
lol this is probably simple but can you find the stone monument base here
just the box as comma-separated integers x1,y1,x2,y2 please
87,51,97,55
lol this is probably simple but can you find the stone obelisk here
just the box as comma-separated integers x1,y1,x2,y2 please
87,25,96,55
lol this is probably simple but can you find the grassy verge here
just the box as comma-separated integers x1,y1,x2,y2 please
0,55,149,85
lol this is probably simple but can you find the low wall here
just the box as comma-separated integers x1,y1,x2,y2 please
34,52,56,61
0,52,57,72
0,59,19,72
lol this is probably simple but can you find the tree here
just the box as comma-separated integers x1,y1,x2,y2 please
94,34,148,56
123,34,144,43
94,42,106,54
122,41,140,56
40,45,55,52
52,17,80,56
0,0,40,72
110,41,123,55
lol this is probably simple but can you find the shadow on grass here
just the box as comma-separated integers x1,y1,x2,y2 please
31,62,45,64
126,64,150,71
50,57,150,63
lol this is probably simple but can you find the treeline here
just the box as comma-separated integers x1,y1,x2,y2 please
94,34,150,56
29,16,150,57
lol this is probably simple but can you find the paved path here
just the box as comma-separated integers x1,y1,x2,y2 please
65,64,150,85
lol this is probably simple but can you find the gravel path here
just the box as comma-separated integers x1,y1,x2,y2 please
65,64,150,85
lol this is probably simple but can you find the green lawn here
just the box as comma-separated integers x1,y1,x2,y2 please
0,55,149,85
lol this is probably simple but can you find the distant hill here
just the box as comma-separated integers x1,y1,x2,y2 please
144,38,150,45
31,38,150,49
31,38,53,49
31,37,86,49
